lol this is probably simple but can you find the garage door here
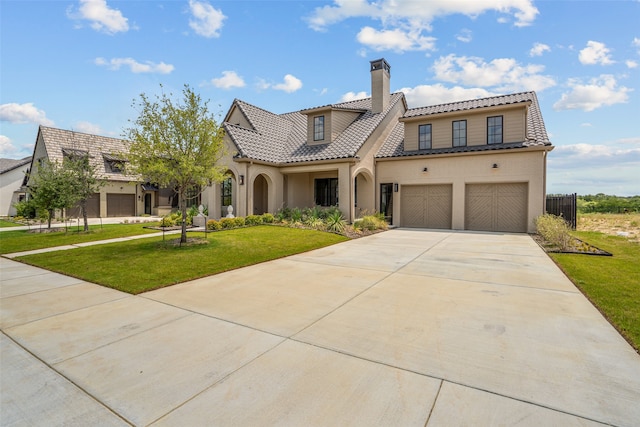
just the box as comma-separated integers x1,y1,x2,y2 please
67,193,100,218
465,183,528,232
401,184,452,229
106,194,135,217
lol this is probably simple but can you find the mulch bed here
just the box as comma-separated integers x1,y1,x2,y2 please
531,234,612,256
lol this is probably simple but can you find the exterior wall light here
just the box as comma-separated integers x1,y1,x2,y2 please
239,175,245,185
423,167,428,172
492,163,499,169
394,183,399,192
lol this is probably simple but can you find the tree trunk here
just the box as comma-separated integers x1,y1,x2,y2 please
47,209,53,229
81,199,89,232
179,189,187,244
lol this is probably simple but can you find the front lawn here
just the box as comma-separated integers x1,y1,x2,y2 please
0,222,161,254
550,231,639,353
16,226,348,294
0,219,21,228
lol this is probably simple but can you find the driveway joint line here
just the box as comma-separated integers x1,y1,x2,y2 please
424,379,443,427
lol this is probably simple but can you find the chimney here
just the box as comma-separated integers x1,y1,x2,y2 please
370,58,390,113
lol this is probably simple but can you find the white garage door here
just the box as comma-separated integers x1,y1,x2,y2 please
465,183,528,232
401,184,452,229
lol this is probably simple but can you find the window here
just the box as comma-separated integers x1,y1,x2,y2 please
221,176,232,206
488,116,503,144
185,186,201,208
314,178,338,206
418,124,432,150
380,183,393,223
313,116,324,141
452,120,467,147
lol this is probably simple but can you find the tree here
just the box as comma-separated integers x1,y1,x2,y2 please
28,160,78,228
123,84,228,243
65,153,106,231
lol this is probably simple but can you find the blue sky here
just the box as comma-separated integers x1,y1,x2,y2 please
1,0,638,196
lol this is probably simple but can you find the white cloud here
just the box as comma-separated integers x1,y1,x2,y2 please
340,91,369,102
632,37,640,54
553,75,631,112
188,0,226,38
432,54,556,92
357,27,436,52
456,29,472,43
272,74,303,93
0,103,55,126
95,57,174,74
529,42,550,57
69,0,129,34
74,121,103,135
0,135,17,156
211,71,245,89
626,60,638,69
307,0,538,33
550,142,640,169
579,41,614,65
399,84,494,108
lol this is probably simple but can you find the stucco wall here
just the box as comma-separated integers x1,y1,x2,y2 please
1,166,28,216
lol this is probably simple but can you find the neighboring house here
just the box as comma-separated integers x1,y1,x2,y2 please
203,58,553,233
27,126,173,218
0,156,31,216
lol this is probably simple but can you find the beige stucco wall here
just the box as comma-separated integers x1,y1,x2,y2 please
404,105,527,151
1,165,29,216
376,148,548,233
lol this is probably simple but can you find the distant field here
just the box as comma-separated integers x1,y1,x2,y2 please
577,213,639,244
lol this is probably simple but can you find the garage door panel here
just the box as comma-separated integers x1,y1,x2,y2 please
107,194,135,217
466,183,527,233
401,184,452,229
67,193,100,218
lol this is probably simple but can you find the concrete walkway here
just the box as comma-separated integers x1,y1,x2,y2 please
1,229,639,426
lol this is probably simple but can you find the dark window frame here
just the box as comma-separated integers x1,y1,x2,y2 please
452,120,467,147
487,115,503,145
221,176,232,207
313,115,325,141
418,124,432,150
314,178,338,207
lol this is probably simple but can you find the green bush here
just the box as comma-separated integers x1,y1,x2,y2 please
220,218,236,229
535,213,572,250
13,199,37,219
234,217,246,227
245,215,263,226
261,213,275,224
354,214,388,231
160,215,176,227
325,210,346,233
206,219,222,231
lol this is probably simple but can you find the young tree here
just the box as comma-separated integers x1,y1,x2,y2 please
28,160,78,228
123,84,228,243
65,153,106,231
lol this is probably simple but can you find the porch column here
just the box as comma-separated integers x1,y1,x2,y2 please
338,163,351,221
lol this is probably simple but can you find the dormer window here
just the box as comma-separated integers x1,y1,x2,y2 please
103,154,126,174
313,116,325,141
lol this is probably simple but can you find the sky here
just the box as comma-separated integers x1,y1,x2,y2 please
1,0,639,196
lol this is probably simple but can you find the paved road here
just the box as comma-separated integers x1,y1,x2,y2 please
1,229,639,426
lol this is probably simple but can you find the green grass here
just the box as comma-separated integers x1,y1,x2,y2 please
0,219,21,228
16,226,348,294
550,231,640,352
0,222,161,254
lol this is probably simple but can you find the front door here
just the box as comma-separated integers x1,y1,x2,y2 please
144,193,152,215
380,183,393,223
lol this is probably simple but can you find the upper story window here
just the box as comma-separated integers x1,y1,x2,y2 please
452,120,467,147
487,116,503,144
418,124,432,150
313,116,325,141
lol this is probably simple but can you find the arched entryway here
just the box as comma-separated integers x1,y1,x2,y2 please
354,170,374,219
220,173,237,217
253,174,269,215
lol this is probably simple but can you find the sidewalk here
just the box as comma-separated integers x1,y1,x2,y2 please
0,216,162,232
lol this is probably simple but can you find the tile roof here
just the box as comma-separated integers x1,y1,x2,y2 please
377,91,552,159
224,93,405,164
37,126,135,181
0,156,31,174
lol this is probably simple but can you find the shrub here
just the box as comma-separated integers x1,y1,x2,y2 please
354,214,388,231
234,217,246,227
220,217,236,229
261,213,275,224
305,217,325,230
14,199,37,219
245,215,263,226
535,213,572,250
290,207,303,223
325,210,346,234
160,215,176,227
206,219,222,231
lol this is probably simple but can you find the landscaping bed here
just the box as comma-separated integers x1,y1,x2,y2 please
531,233,612,256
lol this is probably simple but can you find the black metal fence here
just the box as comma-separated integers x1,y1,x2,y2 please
546,193,577,230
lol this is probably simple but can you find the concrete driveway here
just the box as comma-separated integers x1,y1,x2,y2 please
1,229,639,426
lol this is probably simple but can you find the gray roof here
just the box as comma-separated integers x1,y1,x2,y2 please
0,156,31,174
377,91,552,159
36,126,135,181
224,93,406,164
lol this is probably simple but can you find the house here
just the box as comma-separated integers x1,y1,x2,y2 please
0,156,31,216
203,58,553,233
27,126,174,218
